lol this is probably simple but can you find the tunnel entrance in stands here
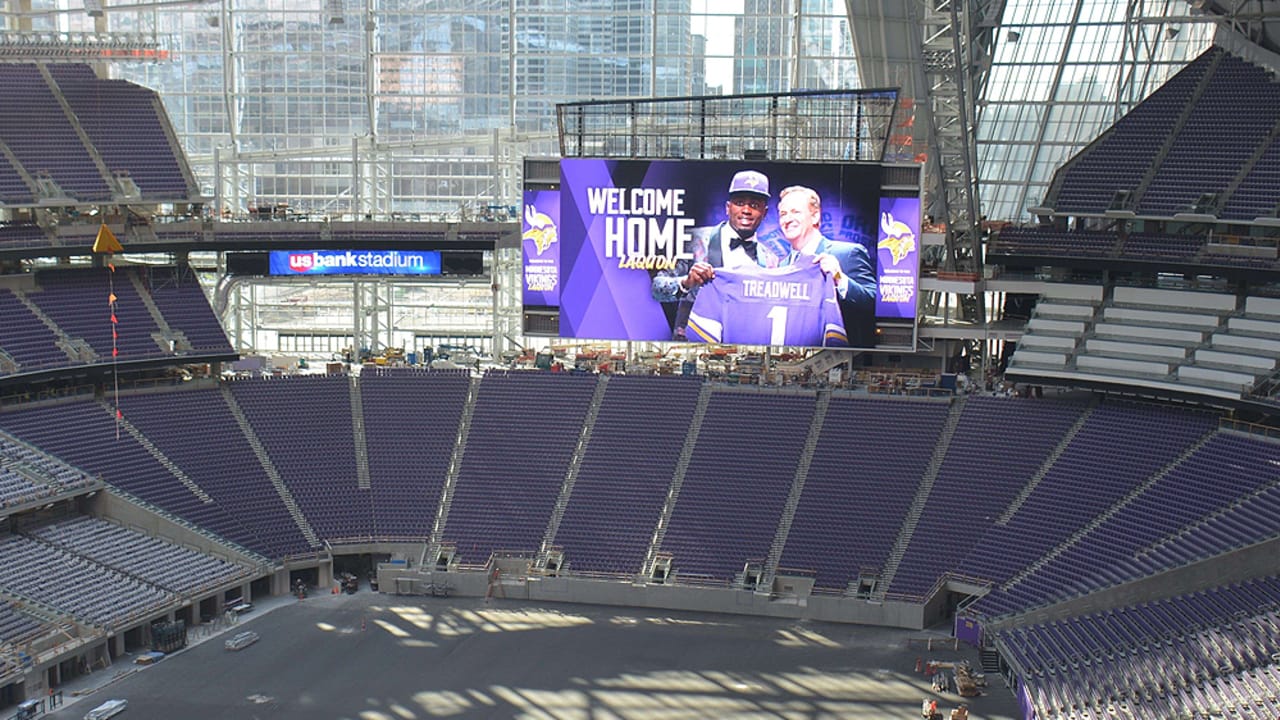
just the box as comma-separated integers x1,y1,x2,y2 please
50,652,95,688
289,567,319,593
250,575,270,600
122,625,148,654
333,553,387,591
199,595,218,623
0,680,17,710
922,589,973,631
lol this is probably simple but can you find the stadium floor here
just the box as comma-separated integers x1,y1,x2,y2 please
45,587,1022,720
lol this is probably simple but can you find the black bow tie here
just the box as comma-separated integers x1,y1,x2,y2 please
730,236,758,260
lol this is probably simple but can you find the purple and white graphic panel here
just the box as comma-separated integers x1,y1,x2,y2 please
522,188,562,307
875,196,921,320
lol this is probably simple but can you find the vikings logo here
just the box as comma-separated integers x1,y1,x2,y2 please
523,204,558,255
878,212,916,265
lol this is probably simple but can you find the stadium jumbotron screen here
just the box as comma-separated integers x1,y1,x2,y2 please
269,249,442,276
522,159,919,349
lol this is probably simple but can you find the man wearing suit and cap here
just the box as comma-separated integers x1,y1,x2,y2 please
651,169,782,339
776,184,878,347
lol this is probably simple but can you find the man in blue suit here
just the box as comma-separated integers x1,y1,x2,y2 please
651,169,784,339
776,185,878,347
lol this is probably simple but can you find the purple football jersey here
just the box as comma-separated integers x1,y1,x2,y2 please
685,262,848,347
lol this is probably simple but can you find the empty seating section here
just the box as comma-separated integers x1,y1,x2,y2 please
1046,47,1280,220
143,266,233,354
27,515,249,595
360,369,470,539
0,288,71,373
441,372,598,564
0,433,94,509
1222,134,1280,220
1139,477,1280,572
886,397,1087,599
0,532,172,628
0,401,263,554
27,268,160,363
0,64,191,203
972,432,1280,618
1052,49,1216,214
660,391,815,584
0,266,230,378
229,375,371,542
990,228,1117,259
48,65,190,200
0,154,30,204
955,403,1215,585
553,375,702,576
0,65,110,201
780,398,949,591
1119,232,1203,260
121,389,311,557
0,464,45,510
998,576,1280,720
1138,55,1280,216
0,224,48,248
0,601,42,645
2,371,1279,639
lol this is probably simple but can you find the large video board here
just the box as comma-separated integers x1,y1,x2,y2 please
269,249,441,276
523,159,919,349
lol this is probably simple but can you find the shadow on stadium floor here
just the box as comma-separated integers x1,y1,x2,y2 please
44,586,1022,720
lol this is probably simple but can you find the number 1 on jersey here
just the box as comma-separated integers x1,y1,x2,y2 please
766,305,788,345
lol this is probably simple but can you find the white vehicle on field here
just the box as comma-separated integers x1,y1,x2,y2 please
84,699,128,720
225,630,260,650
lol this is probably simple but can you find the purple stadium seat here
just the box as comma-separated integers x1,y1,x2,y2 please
441,371,598,565
660,391,815,584
229,375,372,542
781,397,950,591
360,368,470,539
553,374,702,576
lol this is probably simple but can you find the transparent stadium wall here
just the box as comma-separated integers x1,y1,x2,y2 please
220,274,501,361
12,0,858,218
975,0,1215,222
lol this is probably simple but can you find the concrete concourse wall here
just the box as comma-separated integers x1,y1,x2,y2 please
377,567,927,629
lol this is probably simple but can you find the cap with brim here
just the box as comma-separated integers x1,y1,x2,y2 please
728,170,769,198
